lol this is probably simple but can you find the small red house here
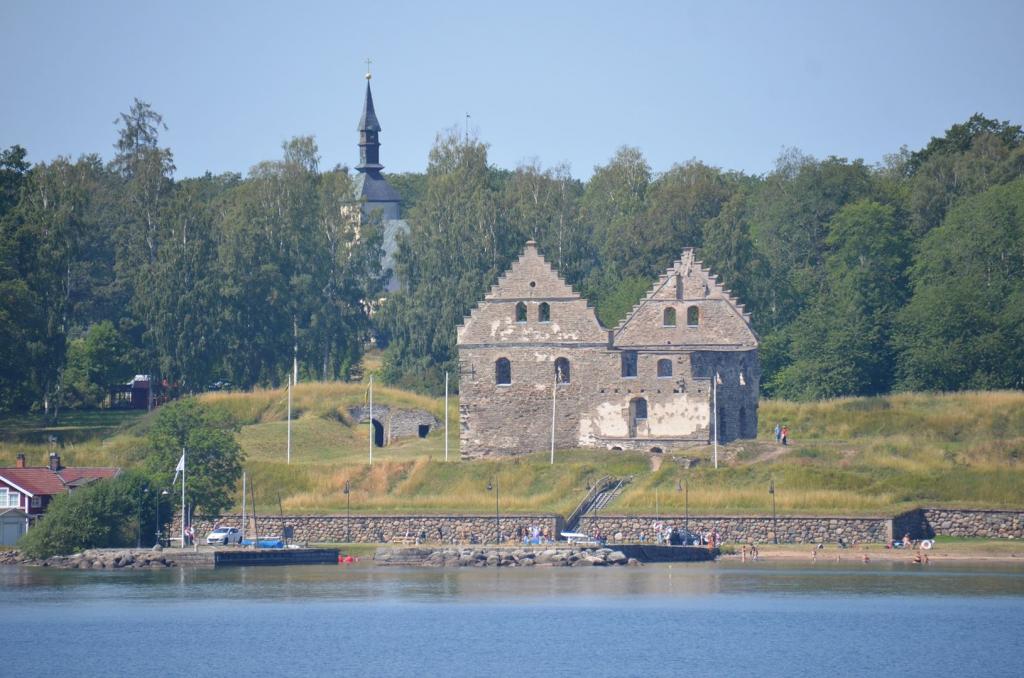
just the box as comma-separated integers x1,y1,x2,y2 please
0,453,120,545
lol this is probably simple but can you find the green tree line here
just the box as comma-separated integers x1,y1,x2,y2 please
2,106,1023,412
0,100,385,414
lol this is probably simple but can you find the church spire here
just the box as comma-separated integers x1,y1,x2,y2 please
357,68,383,172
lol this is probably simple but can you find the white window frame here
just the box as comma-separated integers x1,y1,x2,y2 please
0,487,20,508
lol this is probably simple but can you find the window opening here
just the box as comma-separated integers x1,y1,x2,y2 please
515,302,527,323
621,351,638,378
539,302,550,323
663,308,676,327
687,306,700,326
495,358,512,385
657,359,673,378
555,357,570,384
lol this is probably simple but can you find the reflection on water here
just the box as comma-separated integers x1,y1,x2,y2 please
2,561,1022,677
4,560,1022,603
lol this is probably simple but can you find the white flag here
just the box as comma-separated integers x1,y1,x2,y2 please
172,452,185,484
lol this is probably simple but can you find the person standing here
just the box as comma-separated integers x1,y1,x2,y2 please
781,425,789,446
774,423,781,443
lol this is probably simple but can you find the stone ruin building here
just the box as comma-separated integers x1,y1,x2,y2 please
457,241,760,459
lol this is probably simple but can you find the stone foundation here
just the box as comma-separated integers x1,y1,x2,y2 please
173,514,563,545
894,508,1024,540
171,508,1024,546
577,514,892,544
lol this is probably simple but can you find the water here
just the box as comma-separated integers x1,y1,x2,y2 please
2,561,1023,677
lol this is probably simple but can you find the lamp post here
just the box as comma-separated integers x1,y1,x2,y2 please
137,485,148,548
769,478,778,544
154,489,169,547
679,478,688,535
343,481,351,543
487,478,499,544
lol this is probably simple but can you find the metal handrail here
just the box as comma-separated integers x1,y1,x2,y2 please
564,475,614,535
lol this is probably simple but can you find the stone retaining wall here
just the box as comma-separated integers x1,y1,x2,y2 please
172,514,563,544
894,508,1024,540
172,508,1024,545
576,514,891,544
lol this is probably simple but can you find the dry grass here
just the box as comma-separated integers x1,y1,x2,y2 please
3,388,1023,516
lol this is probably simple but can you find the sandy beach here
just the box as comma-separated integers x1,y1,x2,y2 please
723,540,1023,563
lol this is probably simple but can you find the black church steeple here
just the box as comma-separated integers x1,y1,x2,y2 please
357,74,383,172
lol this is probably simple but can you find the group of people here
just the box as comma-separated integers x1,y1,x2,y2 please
519,524,554,545
773,423,790,445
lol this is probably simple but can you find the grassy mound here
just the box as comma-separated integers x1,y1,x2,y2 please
1,389,1021,516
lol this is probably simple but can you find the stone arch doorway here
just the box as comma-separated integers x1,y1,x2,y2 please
628,397,648,438
372,419,385,447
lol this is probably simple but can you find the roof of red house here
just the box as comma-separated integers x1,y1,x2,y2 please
0,466,120,496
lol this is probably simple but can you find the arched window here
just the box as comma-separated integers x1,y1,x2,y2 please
555,357,570,384
621,350,637,378
515,302,527,323
495,358,511,385
687,305,700,327
657,359,673,378
538,302,551,322
663,308,676,327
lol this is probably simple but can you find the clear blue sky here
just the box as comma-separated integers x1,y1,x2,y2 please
3,1,1023,179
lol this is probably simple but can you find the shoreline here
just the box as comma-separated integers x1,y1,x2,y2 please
722,543,1024,564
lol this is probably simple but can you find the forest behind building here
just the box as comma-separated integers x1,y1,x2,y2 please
2,102,1023,414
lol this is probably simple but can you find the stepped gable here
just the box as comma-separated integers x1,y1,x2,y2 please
612,249,758,350
484,240,581,300
457,241,606,346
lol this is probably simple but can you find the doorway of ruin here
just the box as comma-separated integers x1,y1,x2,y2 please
372,419,385,447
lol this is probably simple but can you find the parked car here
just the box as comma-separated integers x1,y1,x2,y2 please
206,526,243,545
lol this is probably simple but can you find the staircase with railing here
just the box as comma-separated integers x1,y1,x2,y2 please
563,475,632,536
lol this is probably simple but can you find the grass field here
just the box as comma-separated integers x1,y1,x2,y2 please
1,388,1022,517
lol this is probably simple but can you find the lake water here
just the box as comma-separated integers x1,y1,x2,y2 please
2,560,1023,677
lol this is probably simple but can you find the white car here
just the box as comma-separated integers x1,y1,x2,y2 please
206,526,243,545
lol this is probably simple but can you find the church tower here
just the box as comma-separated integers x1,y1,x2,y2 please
353,68,406,291
355,72,401,222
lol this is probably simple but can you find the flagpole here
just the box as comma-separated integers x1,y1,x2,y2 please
444,371,449,463
180,447,186,547
550,375,556,465
241,471,247,544
368,375,373,465
286,374,292,465
713,373,719,469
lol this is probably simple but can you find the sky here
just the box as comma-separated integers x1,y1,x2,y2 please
3,1,1023,180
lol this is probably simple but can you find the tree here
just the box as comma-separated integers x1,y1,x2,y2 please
144,399,244,516
641,160,738,272
380,130,506,392
896,178,1024,390
17,470,150,558
63,320,133,407
579,146,650,282
768,200,909,399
